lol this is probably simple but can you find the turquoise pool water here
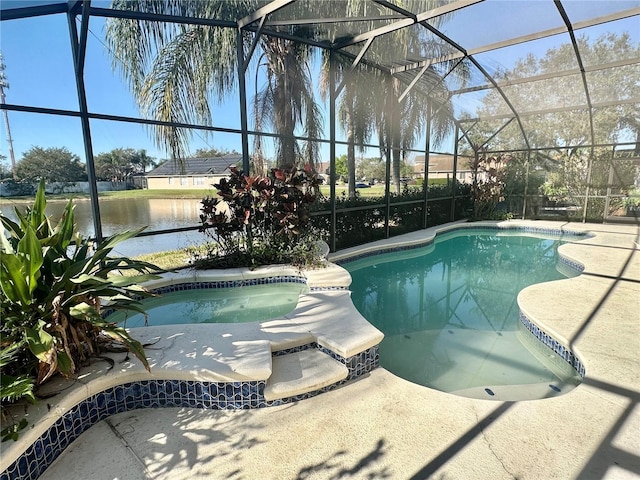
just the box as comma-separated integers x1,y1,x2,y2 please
345,229,582,400
108,283,309,327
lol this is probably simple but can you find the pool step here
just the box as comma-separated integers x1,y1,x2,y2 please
264,349,348,401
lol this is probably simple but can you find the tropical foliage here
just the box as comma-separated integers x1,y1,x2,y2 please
193,147,239,158
94,148,156,182
474,33,639,149
106,0,470,188
0,181,161,439
459,32,640,220
355,156,414,184
252,36,322,173
106,1,322,171
334,155,349,180
195,165,324,268
320,6,469,197
376,70,461,196
311,182,472,250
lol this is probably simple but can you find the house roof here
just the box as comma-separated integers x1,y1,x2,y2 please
145,154,242,176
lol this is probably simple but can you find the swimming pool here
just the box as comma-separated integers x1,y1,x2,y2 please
107,281,309,327
344,228,583,400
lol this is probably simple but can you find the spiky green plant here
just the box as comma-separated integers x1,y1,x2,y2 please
0,181,162,438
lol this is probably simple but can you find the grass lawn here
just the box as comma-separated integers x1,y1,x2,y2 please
1,180,441,202
133,181,433,199
0,188,217,203
100,189,216,199
134,249,195,271
319,184,386,198
1,185,391,202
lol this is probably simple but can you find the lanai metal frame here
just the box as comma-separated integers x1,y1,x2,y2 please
1,0,638,250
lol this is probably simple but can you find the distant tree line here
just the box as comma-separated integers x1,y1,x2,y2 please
3,145,246,184
191,147,239,158
13,147,87,183
94,148,155,182
6,146,156,183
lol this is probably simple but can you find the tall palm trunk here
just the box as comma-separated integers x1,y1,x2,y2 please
280,97,297,169
346,94,357,197
388,75,402,195
261,37,320,169
275,41,297,168
277,86,297,169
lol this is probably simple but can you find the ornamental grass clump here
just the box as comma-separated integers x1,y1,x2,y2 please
194,165,325,269
0,180,161,440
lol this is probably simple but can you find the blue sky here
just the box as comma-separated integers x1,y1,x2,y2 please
0,11,247,166
0,1,638,169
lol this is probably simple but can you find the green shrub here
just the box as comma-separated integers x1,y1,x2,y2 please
570,197,606,223
310,182,472,249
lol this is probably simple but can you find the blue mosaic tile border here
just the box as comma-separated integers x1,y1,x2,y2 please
271,343,380,381
309,285,350,291
519,312,585,378
272,343,316,356
264,378,350,406
265,345,380,406
489,225,585,238
319,345,380,381
0,379,266,480
557,255,585,277
1,343,381,480
151,275,308,295
335,225,586,265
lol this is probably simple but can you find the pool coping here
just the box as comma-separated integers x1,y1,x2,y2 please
331,219,591,383
35,220,640,480
0,259,385,479
2,222,636,478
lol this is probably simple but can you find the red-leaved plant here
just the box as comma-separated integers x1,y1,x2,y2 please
196,164,324,268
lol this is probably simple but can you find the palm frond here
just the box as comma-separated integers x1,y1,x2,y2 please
0,374,35,404
106,0,247,159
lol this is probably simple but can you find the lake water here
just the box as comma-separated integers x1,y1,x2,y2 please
0,197,208,257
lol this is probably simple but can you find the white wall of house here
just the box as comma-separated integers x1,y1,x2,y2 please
146,175,226,190
413,166,475,184
413,155,475,184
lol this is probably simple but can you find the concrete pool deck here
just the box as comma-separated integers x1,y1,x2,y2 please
34,221,640,479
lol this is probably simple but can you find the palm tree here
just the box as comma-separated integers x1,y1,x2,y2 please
131,148,156,174
252,35,322,174
105,1,322,171
376,66,460,195
320,1,469,195
320,56,377,197
327,56,465,196
106,0,467,187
